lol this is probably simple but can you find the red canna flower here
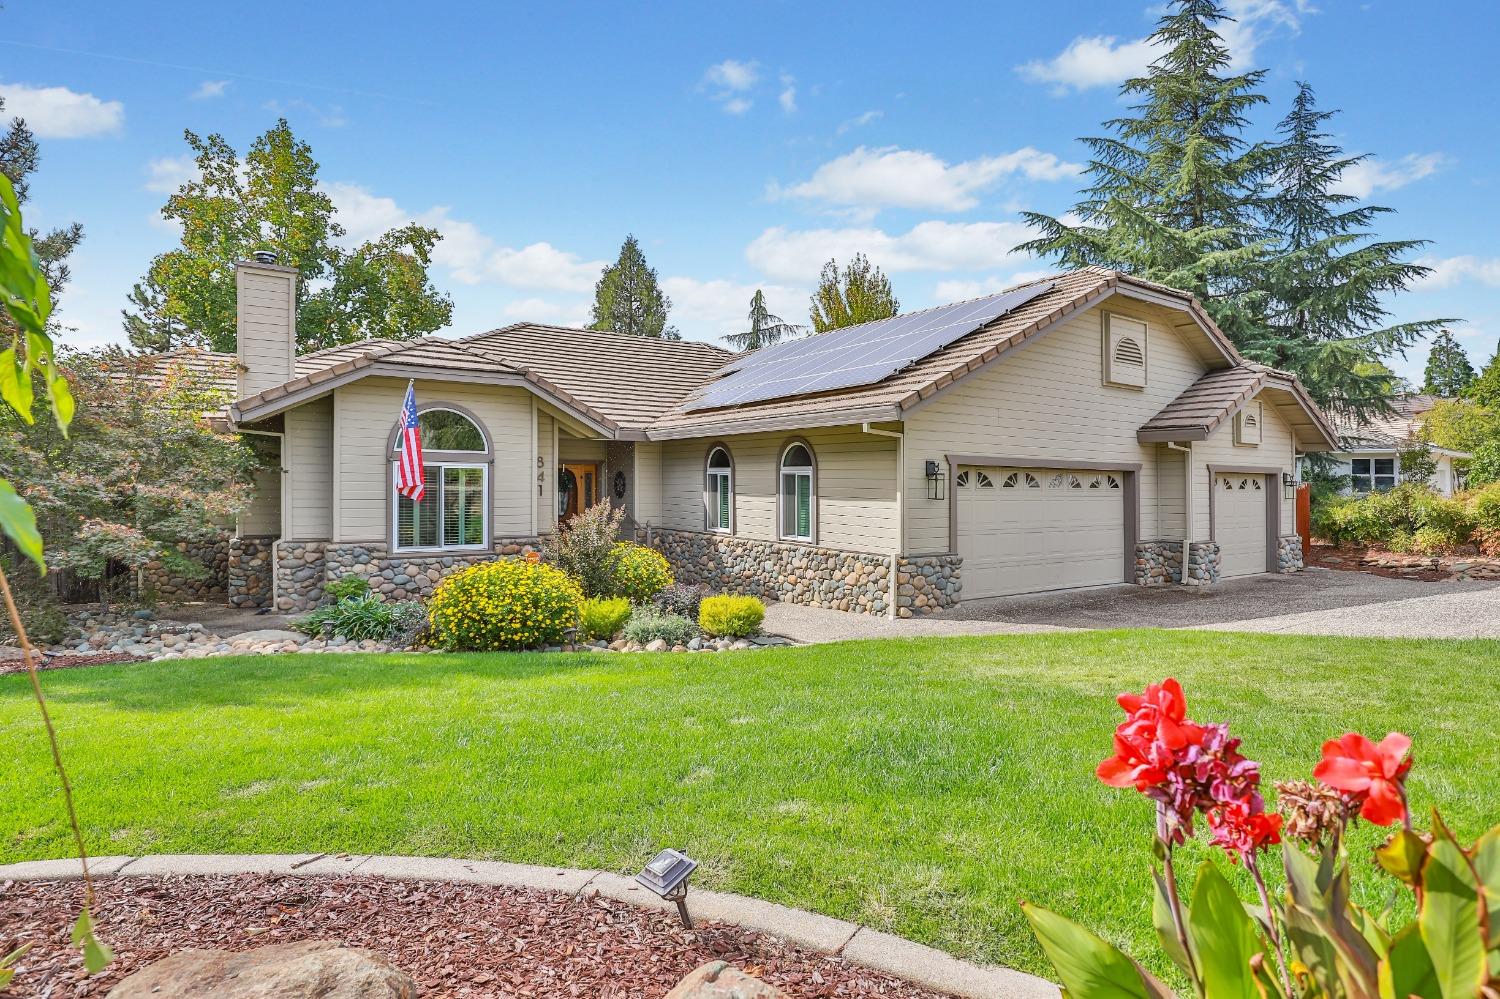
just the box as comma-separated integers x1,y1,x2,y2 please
1097,678,1205,790
1208,799,1284,863
1312,732,1412,827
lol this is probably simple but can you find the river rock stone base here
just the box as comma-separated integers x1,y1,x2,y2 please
641,529,961,616
140,533,229,602
1277,534,1304,573
1135,540,1222,585
275,542,328,613
228,536,272,608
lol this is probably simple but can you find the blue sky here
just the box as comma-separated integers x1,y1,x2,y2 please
4,0,1497,383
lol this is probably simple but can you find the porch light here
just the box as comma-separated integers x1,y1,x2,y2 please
636,848,698,927
1282,472,1296,500
925,459,946,501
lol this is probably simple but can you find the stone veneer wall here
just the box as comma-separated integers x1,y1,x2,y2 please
642,527,961,617
227,536,273,608
139,533,230,601
1134,540,1222,586
1277,534,1304,573
321,537,540,603
274,541,327,613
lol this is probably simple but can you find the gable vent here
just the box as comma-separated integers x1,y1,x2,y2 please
1103,313,1148,388
1114,336,1145,366
1234,402,1263,446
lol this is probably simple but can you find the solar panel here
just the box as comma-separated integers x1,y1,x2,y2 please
684,281,1055,412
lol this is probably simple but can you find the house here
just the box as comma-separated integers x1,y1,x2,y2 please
201,255,1337,616
1325,395,1468,497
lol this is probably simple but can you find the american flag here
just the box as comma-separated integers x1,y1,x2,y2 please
396,381,425,501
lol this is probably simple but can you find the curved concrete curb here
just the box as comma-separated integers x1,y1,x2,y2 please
1,853,1058,999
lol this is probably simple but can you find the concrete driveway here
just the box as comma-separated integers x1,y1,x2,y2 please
763,568,1500,643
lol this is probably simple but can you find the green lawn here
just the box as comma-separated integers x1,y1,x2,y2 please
3,631,1497,978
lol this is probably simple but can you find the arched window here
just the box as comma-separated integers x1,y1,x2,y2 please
390,405,489,552
705,446,733,533
778,442,815,542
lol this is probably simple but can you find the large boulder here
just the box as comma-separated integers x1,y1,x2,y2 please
666,961,784,998
108,940,416,998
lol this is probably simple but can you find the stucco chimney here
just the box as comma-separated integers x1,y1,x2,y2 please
234,255,298,398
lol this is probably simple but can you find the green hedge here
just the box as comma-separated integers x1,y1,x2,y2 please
698,595,765,638
1312,481,1500,555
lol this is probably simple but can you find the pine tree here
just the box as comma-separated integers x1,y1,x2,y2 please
0,98,84,322
725,289,803,350
1421,331,1476,397
1250,82,1447,419
809,254,898,333
1018,0,1273,343
590,234,678,340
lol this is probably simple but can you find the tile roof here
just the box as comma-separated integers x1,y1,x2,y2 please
461,323,733,431
1334,394,1439,449
1139,367,1268,438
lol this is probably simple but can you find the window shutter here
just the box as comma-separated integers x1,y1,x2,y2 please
1103,314,1149,388
719,476,730,528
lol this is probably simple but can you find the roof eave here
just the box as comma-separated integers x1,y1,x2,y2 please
646,404,903,441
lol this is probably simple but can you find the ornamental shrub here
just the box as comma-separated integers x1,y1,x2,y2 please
652,582,711,620
606,542,673,601
621,606,697,646
578,596,631,641
292,592,427,643
428,559,581,651
1468,439,1500,488
543,501,625,597
697,595,765,638
323,575,371,603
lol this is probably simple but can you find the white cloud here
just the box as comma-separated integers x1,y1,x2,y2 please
1414,255,1500,290
1333,153,1448,199
703,59,760,114
746,220,1035,283
933,270,1055,302
661,276,805,337
778,75,797,114
836,110,883,135
143,154,198,194
0,81,124,138
770,145,1082,216
722,97,752,116
501,297,592,326
263,98,347,128
323,181,606,291
192,80,229,100
1018,0,1310,94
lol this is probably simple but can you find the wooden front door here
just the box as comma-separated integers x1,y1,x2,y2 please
559,462,599,521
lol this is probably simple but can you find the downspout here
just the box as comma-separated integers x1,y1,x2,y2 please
1165,442,1193,586
862,422,904,620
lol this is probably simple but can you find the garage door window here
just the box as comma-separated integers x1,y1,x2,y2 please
779,443,815,542
1350,458,1395,493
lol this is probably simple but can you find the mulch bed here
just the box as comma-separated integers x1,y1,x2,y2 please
0,652,147,677
1,875,955,998
1305,544,1452,582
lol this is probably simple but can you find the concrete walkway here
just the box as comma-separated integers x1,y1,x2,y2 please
765,569,1500,643
1,853,1057,999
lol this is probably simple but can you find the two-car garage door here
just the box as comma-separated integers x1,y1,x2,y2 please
956,465,1126,599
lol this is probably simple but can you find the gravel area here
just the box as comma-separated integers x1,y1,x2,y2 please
2,875,952,998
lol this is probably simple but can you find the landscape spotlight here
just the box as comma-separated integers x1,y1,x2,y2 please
636,848,698,928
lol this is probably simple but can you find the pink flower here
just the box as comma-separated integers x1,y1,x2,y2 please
1313,732,1412,827
1208,799,1283,863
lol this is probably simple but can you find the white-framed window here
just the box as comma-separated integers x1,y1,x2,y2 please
391,406,489,551
1350,457,1396,493
706,446,733,533
779,442,815,542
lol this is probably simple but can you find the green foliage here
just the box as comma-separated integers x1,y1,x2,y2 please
323,576,371,603
0,99,83,326
621,606,697,646
1465,351,1500,409
123,120,452,354
1469,442,1500,489
809,253,898,333
578,596,631,641
605,542,673,602
652,582,710,620
697,594,765,638
542,501,626,598
726,289,803,350
1421,399,1500,454
428,559,581,651
292,592,424,643
1424,331,1477,397
590,234,677,339
1396,440,1438,487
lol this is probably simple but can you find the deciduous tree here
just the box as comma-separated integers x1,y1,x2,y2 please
590,234,678,340
809,254,898,333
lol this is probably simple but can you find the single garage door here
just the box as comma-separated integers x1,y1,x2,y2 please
956,466,1126,599
1216,473,1269,577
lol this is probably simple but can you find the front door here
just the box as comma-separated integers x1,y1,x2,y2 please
559,462,599,521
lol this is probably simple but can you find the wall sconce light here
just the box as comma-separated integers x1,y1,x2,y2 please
1282,472,1296,500
636,848,698,927
925,459,946,501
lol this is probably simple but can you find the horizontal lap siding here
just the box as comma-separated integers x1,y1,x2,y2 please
537,411,555,534
1194,401,1297,538
1156,444,1186,539
634,442,663,526
239,458,283,536
285,397,333,539
903,302,1208,554
332,378,533,542
559,436,607,463
659,427,899,553
235,270,295,396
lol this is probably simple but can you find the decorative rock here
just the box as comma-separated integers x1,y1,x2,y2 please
665,961,784,999
107,940,416,998
1277,534,1304,573
645,638,668,652
1134,540,1221,586
231,629,305,644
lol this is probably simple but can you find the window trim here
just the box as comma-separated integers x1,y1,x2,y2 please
390,461,491,552
704,444,735,534
776,438,817,544
1349,456,1397,494
385,399,493,553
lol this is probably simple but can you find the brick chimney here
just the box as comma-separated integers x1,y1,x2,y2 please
234,251,298,398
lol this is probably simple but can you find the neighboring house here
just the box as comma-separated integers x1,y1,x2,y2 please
175,257,1338,617
1326,395,1469,497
